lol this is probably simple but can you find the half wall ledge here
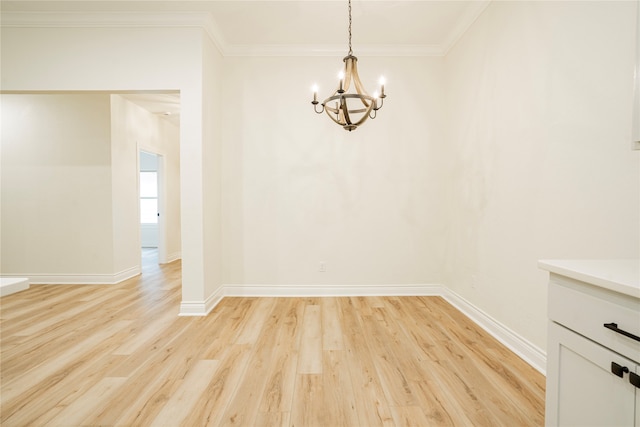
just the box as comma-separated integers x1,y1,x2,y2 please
0,277,30,297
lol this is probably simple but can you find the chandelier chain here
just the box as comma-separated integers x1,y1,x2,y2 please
348,0,353,55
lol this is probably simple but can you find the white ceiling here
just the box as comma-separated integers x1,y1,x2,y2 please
2,0,490,124
120,93,182,126
2,0,490,56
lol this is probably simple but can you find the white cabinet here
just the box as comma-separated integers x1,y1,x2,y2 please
547,321,639,426
540,260,640,427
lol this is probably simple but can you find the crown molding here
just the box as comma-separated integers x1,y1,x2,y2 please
1,11,211,29
222,43,445,57
441,0,491,55
1,8,487,58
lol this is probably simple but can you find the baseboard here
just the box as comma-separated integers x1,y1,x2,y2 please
7,266,141,285
165,251,182,264
223,283,445,297
179,286,224,316
442,288,547,375
113,266,142,283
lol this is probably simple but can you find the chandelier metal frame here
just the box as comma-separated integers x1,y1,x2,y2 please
311,0,386,132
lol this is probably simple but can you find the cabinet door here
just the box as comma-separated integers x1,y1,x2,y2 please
547,322,637,426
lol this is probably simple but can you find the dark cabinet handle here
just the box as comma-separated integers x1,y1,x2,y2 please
631,372,640,389
603,323,640,342
611,362,629,378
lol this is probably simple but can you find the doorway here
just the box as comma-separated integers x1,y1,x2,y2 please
139,150,164,269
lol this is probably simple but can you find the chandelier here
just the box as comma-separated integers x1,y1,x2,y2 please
311,0,386,131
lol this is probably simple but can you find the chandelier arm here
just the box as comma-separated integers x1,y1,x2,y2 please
323,93,375,103
324,105,344,126
341,96,353,126
325,101,344,126
325,94,378,129
339,99,348,124
350,62,372,108
352,102,375,127
322,94,376,111
343,58,354,93
346,107,371,114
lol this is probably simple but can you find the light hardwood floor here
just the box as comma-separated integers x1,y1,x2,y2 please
1,259,545,426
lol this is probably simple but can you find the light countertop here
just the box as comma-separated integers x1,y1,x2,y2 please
539,259,640,299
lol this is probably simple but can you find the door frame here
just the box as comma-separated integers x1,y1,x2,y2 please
138,148,167,264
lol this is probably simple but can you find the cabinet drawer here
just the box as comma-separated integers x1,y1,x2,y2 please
548,275,640,364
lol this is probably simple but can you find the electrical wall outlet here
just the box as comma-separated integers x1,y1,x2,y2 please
319,262,326,272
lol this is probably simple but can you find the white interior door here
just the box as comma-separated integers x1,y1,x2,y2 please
139,150,166,263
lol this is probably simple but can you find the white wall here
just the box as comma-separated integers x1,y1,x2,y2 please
634,0,640,148
221,56,449,287
111,96,181,260
1,94,115,278
1,25,219,312
202,33,225,302
161,120,182,262
0,92,182,281
444,1,640,351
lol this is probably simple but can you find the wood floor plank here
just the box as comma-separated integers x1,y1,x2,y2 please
322,350,360,426
150,359,219,427
0,259,545,427
409,379,471,426
337,297,396,427
390,405,432,427
0,285,95,334
104,333,205,426
254,410,291,427
47,377,127,426
258,298,302,415
297,304,322,374
179,344,253,427
290,374,324,427
1,319,132,405
218,298,284,426
200,298,255,359
321,297,344,350
111,307,179,355
1,320,133,426
234,297,276,345
359,311,418,407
